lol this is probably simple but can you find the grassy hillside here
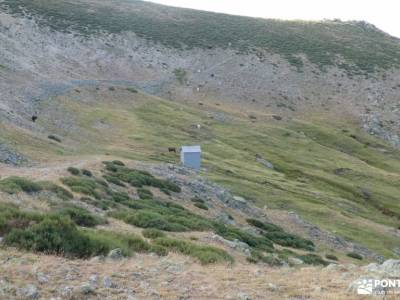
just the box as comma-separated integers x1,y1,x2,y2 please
2,85,399,257
2,0,400,74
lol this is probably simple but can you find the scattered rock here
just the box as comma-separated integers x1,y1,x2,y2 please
393,247,400,256
36,272,49,284
102,276,116,288
288,257,304,265
215,212,236,226
17,284,39,300
89,274,98,286
267,283,278,292
79,283,95,295
0,143,28,165
237,292,252,300
333,168,352,176
255,155,274,169
107,248,124,260
210,234,251,256
378,259,400,277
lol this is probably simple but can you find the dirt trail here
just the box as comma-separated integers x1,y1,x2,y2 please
0,155,108,181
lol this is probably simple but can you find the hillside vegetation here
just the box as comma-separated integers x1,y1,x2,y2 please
2,0,400,74
1,86,399,258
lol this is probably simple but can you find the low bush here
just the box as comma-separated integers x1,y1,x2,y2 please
137,188,153,200
56,206,106,227
80,197,110,211
213,223,274,252
3,216,102,258
0,202,161,258
111,191,130,204
103,175,125,187
0,177,43,194
246,218,314,251
81,169,92,177
142,228,165,239
102,162,181,193
38,181,73,200
61,177,101,199
347,252,363,260
191,197,205,204
0,203,42,236
126,87,138,93
85,230,156,256
246,218,282,232
297,254,328,266
67,167,80,176
48,134,62,143
154,237,233,264
112,160,125,166
262,231,314,251
325,254,339,261
110,199,213,232
248,249,283,266
194,202,208,210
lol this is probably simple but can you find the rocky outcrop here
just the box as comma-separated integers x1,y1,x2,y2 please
0,143,27,165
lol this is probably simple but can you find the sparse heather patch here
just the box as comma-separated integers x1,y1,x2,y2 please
0,176,42,194
154,237,233,264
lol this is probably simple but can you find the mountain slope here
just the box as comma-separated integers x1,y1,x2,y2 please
2,0,400,74
0,0,400,290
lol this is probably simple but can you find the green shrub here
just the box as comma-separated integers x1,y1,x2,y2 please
213,223,274,252
262,231,314,251
126,87,138,93
3,216,101,258
347,252,363,260
194,202,208,210
38,181,73,200
149,244,168,256
137,188,153,199
160,187,171,195
111,191,130,203
80,197,110,211
48,134,62,143
191,197,205,204
0,204,163,258
95,178,108,187
246,218,282,232
297,254,328,266
81,169,92,177
102,163,181,193
325,254,339,261
85,230,155,256
142,228,166,239
0,177,43,194
61,177,101,199
56,206,106,227
246,219,314,251
110,199,213,232
67,167,80,176
173,68,187,84
154,237,233,264
0,203,42,236
112,160,125,166
103,175,125,187
248,250,283,266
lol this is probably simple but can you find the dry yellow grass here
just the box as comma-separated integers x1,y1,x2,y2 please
0,248,384,300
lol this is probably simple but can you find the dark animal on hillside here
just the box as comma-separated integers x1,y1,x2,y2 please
168,147,177,153
31,115,38,122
